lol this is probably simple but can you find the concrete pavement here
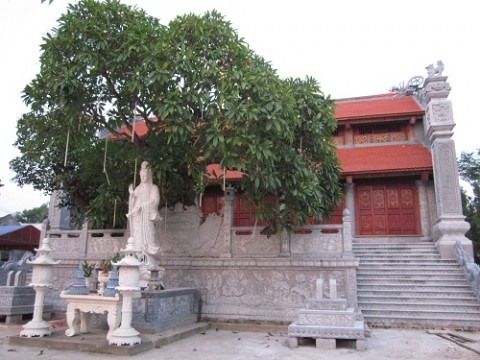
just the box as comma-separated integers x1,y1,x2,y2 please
2,321,480,359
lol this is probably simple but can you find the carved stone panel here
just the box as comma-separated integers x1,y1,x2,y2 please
432,141,462,214
159,205,226,257
430,102,453,124
159,259,357,322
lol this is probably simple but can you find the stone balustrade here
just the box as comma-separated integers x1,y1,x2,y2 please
455,241,480,299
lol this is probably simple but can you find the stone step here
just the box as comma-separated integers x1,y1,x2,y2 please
355,251,441,259
353,238,431,243
357,274,466,280
353,239,480,330
361,308,480,320
355,248,439,252
358,294,479,305
353,246,437,252
358,263,459,268
356,252,439,256
358,268,461,274
359,301,480,311
357,278,469,285
357,257,457,262
358,259,443,263
363,315,480,330
358,289,474,297
358,283,471,291
353,243,436,247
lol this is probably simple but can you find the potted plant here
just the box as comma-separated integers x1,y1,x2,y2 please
81,260,95,278
100,252,122,273
81,260,95,291
97,253,122,295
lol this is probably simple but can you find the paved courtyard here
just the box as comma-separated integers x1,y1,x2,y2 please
1,322,480,360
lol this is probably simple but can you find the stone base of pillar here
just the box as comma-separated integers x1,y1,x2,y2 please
108,327,141,346
20,320,51,337
433,215,472,258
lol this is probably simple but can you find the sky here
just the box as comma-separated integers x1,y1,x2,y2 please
0,0,479,217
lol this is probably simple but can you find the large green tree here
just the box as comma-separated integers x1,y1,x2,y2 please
10,0,341,233
458,150,480,263
14,203,49,224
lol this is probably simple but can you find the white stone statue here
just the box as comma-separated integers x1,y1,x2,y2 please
126,161,162,266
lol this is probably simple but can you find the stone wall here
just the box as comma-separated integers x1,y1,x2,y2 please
43,205,358,323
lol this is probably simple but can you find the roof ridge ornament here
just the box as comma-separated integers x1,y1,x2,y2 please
390,75,424,96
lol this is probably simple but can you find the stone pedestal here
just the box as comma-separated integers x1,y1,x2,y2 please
288,279,365,351
132,288,199,333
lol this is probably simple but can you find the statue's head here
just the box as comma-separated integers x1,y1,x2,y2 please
140,161,152,183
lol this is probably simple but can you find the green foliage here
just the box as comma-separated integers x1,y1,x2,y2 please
459,150,480,263
14,203,49,223
10,0,341,234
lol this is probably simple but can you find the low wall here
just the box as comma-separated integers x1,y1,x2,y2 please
159,257,358,323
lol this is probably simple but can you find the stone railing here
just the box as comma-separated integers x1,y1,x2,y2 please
45,223,127,261
455,240,480,299
231,209,353,258
43,208,353,261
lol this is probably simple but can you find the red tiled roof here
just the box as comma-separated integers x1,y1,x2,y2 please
337,144,432,175
335,94,424,120
117,123,149,137
109,95,430,179
207,144,432,182
206,164,244,182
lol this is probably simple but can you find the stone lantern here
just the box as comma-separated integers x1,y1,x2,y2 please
108,237,142,346
20,238,60,337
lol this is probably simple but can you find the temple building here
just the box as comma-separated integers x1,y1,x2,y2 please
43,65,478,328
199,70,471,259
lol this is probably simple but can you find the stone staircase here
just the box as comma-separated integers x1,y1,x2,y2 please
353,239,480,330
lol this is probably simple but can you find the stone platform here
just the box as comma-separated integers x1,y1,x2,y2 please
9,322,209,356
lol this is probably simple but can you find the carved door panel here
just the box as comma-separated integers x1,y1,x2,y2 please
234,196,255,227
356,180,419,236
201,187,224,219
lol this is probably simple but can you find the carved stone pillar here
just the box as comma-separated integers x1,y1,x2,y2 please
343,181,355,237
221,186,235,258
420,72,471,258
47,190,70,230
415,179,431,240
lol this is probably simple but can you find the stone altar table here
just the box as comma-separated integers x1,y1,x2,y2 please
60,291,122,340
288,279,365,351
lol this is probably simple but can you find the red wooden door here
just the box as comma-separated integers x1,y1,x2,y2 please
356,180,419,236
